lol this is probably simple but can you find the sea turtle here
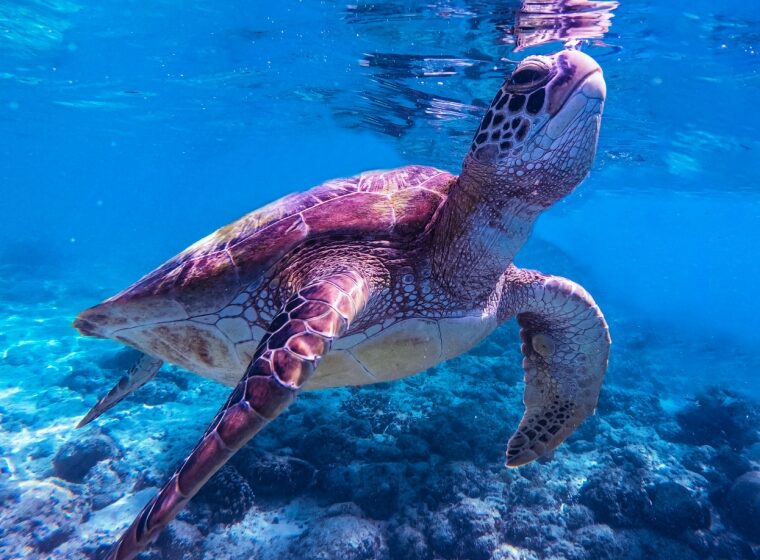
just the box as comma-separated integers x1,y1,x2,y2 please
74,48,610,559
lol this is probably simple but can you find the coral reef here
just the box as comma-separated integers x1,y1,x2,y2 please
1,266,758,559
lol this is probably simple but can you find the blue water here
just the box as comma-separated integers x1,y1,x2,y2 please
1,1,759,559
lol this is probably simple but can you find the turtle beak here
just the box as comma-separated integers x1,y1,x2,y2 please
547,50,606,116
581,67,606,102
543,51,605,141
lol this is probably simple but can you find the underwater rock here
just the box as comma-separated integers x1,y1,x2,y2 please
87,462,125,511
52,434,117,483
0,456,19,507
324,501,365,517
288,514,389,560
155,519,204,560
97,347,143,371
352,464,403,520
426,512,456,557
443,497,501,560
26,438,55,461
698,531,757,560
298,424,353,467
725,471,760,542
388,525,431,560
0,480,20,510
3,343,36,367
395,433,430,461
231,447,315,499
163,369,191,391
512,515,565,552
681,445,722,482
137,379,178,406
683,527,756,560
316,464,361,503
489,544,540,560
341,389,399,434
597,386,664,426
422,420,475,461
507,471,558,508
563,504,595,530
420,461,493,505
502,507,545,546
471,534,500,560
193,464,255,526
388,524,430,560
34,526,74,554
60,368,103,395
345,417,375,440
712,445,754,481
572,524,639,560
9,482,83,555
416,401,503,462
673,387,760,449
318,462,402,519
633,529,700,560
609,444,650,470
447,497,499,536
543,539,587,560
681,444,752,504
354,437,404,463
644,481,710,535
578,468,650,527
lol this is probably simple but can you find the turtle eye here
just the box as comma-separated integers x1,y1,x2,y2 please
509,63,550,91
511,68,542,85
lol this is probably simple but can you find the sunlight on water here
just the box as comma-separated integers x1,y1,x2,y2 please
511,0,619,51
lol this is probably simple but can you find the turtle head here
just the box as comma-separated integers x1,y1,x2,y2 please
463,49,605,208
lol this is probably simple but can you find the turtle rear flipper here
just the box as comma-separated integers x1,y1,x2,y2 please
501,266,610,467
105,271,370,560
77,353,163,428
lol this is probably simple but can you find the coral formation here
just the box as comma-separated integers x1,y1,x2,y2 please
1,266,758,559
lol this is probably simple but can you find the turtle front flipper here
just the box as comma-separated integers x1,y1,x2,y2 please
77,353,163,428
500,266,610,467
105,271,370,560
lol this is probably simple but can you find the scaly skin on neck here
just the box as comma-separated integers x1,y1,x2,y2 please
431,48,606,306
431,160,542,304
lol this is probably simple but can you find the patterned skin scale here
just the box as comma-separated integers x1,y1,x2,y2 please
73,49,610,559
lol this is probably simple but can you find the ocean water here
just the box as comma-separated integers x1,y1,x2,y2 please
1,1,759,559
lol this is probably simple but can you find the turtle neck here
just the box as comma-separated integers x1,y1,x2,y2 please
430,155,543,306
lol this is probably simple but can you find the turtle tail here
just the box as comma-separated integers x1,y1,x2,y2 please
77,353,163,428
